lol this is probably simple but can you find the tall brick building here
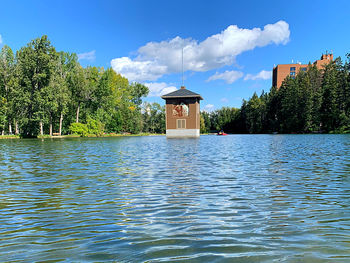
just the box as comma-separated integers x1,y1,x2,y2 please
272,53,333,89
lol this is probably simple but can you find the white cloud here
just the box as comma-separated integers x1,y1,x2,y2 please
207,70,243,84
203,104,215,112
144,82,177,97
111,57,167,82
111,21,290,82
221,97,229,103
0,34,2,44
244,70,272,81
78,50,96,61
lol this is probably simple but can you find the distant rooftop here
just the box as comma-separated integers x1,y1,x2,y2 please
273,53,333,69
161,86,203,100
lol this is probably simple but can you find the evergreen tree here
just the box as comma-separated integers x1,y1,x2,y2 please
245,92,264,133
307,64,323,132
265,85,279,132
320,60,340,132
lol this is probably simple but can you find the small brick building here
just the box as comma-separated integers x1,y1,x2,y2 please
161,86,203,138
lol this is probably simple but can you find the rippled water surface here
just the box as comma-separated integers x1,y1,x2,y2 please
0,135,349,262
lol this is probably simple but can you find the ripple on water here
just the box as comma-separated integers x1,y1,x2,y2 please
0,135,349,262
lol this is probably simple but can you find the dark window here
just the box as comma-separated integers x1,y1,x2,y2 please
301,67,307,71
291,76,296,79
290,67,296,71
290,72,296,76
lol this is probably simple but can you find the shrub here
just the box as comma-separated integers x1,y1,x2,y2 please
69,122,88,137
87,118,104,136
69,119,104,137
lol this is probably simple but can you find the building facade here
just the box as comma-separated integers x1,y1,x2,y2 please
273,53,333,89
161,86,203,138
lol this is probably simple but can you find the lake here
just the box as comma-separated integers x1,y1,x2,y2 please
0,135,349,262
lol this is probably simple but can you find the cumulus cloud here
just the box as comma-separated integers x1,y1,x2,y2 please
0,34,3,44
207,70,243,84
78,50,96,61
244,70,272,80
111,57,167,82
111,21,290,82
144,82,177,97
203,104,215,112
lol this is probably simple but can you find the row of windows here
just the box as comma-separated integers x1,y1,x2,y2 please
290,67,307,72
290,67,307,79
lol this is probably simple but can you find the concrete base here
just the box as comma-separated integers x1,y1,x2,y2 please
166,129,200,138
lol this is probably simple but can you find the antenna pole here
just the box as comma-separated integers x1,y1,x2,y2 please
182,48,184,87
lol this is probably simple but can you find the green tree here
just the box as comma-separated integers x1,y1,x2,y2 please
95,68,132,132
16,35,57,137
201,111,211,133
296,71,313,132
307,64,323,132
320,60,340,132
142,102,165,133
265,85,279,132
245,92,265,133
277,77,301,133
200,115,206,134
42,52,72,135
56,52,78,135
129,82,149,107
0,45,15,134
68,64,87,124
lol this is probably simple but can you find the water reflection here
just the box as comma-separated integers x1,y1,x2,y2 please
0,135,349,262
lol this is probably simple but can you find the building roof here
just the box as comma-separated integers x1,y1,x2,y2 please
161,87,203,100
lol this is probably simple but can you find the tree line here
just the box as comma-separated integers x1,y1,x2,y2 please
201,54,350,134
2,36,348,136
0,35,168,137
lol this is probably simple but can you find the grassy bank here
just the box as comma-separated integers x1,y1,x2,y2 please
0,135,20,139
35,133,164,139
0,133,164,139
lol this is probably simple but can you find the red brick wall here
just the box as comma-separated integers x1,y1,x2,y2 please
165,98,200,130
273,54,333,89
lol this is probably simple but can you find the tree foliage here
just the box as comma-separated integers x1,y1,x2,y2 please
1,35,349,136
141,102,165,134
0,35,151,137
203,55,350,134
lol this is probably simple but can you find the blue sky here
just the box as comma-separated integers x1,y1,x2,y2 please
1,0,349,110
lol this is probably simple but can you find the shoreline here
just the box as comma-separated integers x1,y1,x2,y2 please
1,132,349,140
0,133,165,139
